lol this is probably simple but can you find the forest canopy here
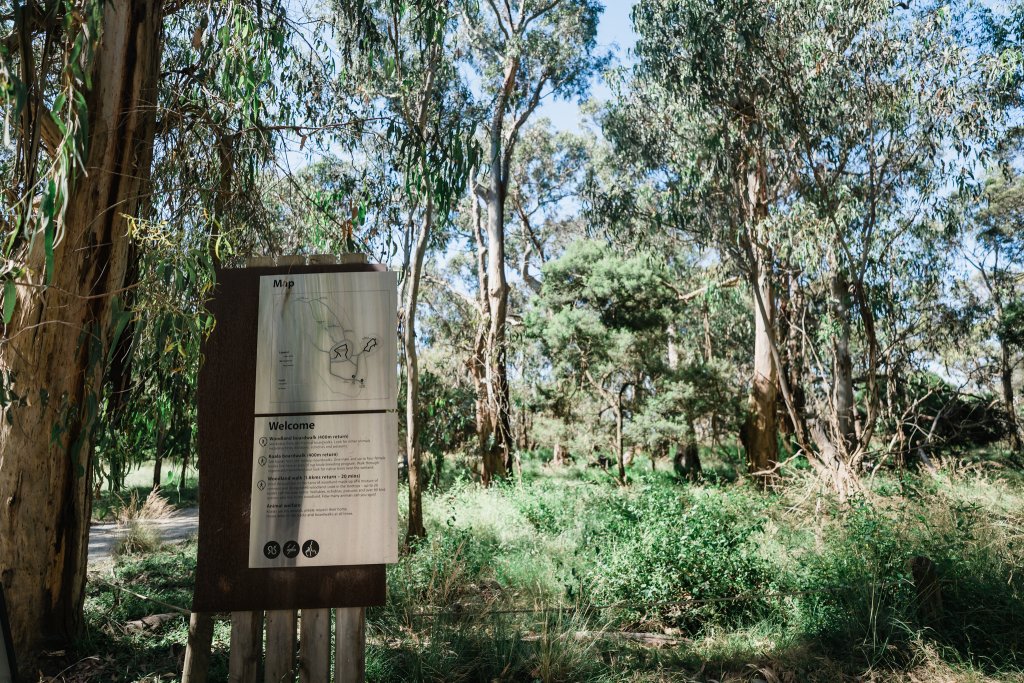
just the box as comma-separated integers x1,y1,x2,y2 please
1,0,1024,678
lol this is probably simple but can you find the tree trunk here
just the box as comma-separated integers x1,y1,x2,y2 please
701,304,713,362
831,270,857,456
1000,338,1022,451
779,267,807,446
469,193,505,484
808,421,858,501
178,450,189,498
745,246,778,478
667,322,680,369
615,396,626,485
0,0,161,664
484,179,514,474
675,413,702,481
153,448,163,491
741,151,778,481
673,442,702,482
153,412,164,491
403,198,432,543
552,442,564,466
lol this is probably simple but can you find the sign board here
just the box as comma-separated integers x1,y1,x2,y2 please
193,262,395,613
249,412,398,568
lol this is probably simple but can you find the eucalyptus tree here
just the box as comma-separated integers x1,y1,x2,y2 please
332,0,477,541
455,0,606,481
618,0,997,493
960,163,1024,449
0,0,343,663
752,1,998,491
618,0,800,481
0,0,163,658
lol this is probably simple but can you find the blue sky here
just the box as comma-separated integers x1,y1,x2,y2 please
537,1,638,133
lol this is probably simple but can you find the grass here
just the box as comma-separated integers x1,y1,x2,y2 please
92,460,199,521
62,449,1024,682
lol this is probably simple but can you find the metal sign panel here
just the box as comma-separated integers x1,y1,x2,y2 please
248,412,399,568
254,271,398,414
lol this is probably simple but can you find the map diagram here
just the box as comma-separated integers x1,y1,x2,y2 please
254,271,397,414
292,295,379,394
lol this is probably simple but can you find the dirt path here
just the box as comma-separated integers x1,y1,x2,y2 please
88,507,199,566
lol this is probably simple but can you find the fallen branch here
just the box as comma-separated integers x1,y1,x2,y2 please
124,613,181,633
572,630,687,646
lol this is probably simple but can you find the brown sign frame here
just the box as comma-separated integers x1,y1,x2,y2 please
193,263,388,612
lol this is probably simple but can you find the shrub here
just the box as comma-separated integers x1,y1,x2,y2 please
585,486,773,632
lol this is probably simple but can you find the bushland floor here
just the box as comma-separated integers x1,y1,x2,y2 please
52,451,1024,682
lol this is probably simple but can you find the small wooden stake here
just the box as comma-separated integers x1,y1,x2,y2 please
229,611,263,683
299,609,331,682
181,612,214,683
264,610,297,682
334,607,366,683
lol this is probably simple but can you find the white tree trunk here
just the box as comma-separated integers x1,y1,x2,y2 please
404,197,432,542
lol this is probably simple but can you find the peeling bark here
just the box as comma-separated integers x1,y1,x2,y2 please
0,1,162,662
746,250,779,478
740,153,779,482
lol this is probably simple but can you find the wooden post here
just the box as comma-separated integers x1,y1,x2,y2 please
299,609,331,682
229,611,263,683
182,612,215,683
334,607,366,683
264,610,297,682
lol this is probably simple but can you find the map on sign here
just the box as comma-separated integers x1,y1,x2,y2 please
254,271,397,414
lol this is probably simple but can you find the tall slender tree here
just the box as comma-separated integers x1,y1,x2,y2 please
0,0,330,664
456,0,605,481
333,0,477,542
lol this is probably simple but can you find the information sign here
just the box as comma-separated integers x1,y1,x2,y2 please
193,262,393,612
249,412,398,567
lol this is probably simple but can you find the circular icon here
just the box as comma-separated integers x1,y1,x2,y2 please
283,540,300,558
259,437,268,447
258,456,267,467
263,541,280,559
257,480,266,491
302,539,320,558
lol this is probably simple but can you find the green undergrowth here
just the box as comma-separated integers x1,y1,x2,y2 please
72,453,1024,682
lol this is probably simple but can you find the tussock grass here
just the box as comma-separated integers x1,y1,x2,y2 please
379,456,1024,681
112,489,176,557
